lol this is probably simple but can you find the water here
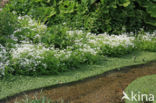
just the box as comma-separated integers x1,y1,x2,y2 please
5,62,156,103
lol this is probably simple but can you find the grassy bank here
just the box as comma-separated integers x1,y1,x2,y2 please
125,75,156,103
0,51,156,100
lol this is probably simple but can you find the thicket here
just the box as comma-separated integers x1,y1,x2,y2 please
5,0,156,34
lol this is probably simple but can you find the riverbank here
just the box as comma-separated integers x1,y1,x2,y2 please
6,61,156,103
0,51,156,102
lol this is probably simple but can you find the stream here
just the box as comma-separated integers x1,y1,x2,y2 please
4,62,156,103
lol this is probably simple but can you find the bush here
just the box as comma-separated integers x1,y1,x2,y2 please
82,0,156,34
5,0,156,34
0,10,19,45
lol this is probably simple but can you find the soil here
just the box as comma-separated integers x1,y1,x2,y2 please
2,62,156,103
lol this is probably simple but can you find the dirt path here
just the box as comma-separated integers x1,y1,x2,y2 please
3,62,156,103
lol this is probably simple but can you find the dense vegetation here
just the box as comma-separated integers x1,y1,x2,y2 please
0,0,156,77
5,0,156,34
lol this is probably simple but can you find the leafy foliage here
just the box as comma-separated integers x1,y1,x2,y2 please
0,10,19,45
5,0,156,34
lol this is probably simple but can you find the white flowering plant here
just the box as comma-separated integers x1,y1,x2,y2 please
87,33,135,56
9,42,99,75
0,11,155,76
68,31,135,57
10,43,50,75
12,15,47,43
135,32,156,52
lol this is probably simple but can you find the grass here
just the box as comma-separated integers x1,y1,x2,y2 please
125,75,156,103
0,51,156,100
14,96,52,103
14,95,65,103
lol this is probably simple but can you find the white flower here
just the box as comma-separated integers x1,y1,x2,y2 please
11,43,50,71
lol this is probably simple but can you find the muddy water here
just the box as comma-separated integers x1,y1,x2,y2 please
5,62,156,103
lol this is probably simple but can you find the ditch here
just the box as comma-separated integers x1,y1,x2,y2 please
3,62,156,103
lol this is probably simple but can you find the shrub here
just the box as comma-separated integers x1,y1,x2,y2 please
83,0,156,34
5,0,156,34
0,10,19,45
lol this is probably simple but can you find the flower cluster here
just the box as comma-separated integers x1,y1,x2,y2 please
10,41,99,75
65,31,135,56
135,32,156,51
0,15,155,76
11,15,47,43
11,43,50,72
18,15,47,33
87,33,135,56
141,32,156,41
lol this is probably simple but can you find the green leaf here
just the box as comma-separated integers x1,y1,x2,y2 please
146,3,156,17
145,19,156,26
59,1,76,14
118,0,131,7
123,1,130,7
